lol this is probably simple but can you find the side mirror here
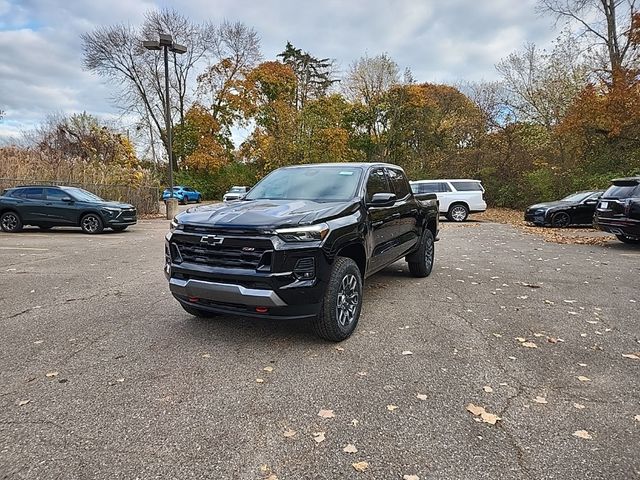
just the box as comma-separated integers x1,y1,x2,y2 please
61,196,73,203
369,192,397,207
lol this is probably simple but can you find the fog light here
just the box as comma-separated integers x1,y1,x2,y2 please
294,257,315,280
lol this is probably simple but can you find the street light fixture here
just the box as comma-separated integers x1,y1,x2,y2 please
143,33,187,220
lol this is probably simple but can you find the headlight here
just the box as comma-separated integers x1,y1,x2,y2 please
102,207,121,216
275,223,330,242
170,217,179,230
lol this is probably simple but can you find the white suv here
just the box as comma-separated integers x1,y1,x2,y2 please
410,179,487,222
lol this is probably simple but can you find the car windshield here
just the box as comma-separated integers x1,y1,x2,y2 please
245,166,363,202
230,187,245,193
561,192,592,203
62,187,104,202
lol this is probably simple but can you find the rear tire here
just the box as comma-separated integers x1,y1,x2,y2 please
0,211,23,233
180,303,219,318
408,229,435,277
181,197,188,205
80,213,104,234
312,257,362,342
447,204,469,222
616,234,640,244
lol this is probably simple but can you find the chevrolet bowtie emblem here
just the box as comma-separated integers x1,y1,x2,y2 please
200,235,224,245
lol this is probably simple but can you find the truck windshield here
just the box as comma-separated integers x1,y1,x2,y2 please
245,166,363,202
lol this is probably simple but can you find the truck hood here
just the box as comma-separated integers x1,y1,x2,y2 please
176,199,360,229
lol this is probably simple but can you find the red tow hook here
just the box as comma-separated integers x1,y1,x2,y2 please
188,297,199,302
255,306,268,313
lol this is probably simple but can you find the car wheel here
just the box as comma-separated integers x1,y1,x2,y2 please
0,211,23,233
407,229,435,277
196,195,202,203
112,226,128,232
80,213,104,234
312,257,362,342
181,197,188,205
180,303,219,317
551,211,571,228
447,204,469,222
616,234,640,244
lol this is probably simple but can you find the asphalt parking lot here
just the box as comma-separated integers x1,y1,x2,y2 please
1,220,639,480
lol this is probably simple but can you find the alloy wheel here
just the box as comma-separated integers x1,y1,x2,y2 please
552,212,570,228
82,215,100,233
1,213,18,231
336,273,359,327
451,206,467,222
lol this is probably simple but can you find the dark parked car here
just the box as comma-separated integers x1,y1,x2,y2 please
593,177,640,244
162,186,202,204
222,186,250,202
524,191,603,227
0,186,137,234
165,163,440,341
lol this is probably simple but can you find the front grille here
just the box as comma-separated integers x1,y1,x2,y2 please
172,238,272,270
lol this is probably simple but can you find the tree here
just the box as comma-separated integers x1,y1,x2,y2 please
537,0,638,81
277,42,338,111
496,37,590,130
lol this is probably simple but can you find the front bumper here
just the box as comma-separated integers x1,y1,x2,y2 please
169,277,286,307
524,211,546,226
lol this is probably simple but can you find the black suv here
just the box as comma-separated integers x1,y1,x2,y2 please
165,163,440,341
593,177,640,244
0,186,137,234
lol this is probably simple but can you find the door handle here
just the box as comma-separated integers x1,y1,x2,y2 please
391,213,401,219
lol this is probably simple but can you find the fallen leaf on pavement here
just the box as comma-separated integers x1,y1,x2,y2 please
357,371,367,376
515,337,526,342
352,461,369,472
266,475,278,480
492,333,502,338
45,372,59,378
402,350,413,355
387,404,398,411
577,376,591,382
283,428,296,438
343,444,358,453
622,354,640,360
417,393,428,401
533,396,548,404
33,340,43,345
318,409,335,418
263,366,274,372
351,419,359,426
17,400,30,406
573,430,592,439
522,342,538,348
312,432,325,443
256,378,264,383
466,403,501,425
335,346,345,352
403,476,420,480
483,386,493,393
634,415,640,422
573,403,586,409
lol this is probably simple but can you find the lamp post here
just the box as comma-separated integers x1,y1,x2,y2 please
143,34,187,220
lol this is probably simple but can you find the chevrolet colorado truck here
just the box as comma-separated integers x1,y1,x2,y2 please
165,163,439,341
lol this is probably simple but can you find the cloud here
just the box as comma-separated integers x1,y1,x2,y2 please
0,0,560,143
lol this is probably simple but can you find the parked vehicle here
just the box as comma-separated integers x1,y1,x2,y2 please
524,191,603,227
593,177,640,244
223,186,250,202
165,163,440,341
0,185,137,234
162,186,202,205
409,179,486,222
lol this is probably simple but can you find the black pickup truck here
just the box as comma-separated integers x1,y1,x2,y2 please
165,163,439,341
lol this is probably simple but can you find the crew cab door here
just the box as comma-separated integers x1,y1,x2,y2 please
364,168,397,273
385,167,419,257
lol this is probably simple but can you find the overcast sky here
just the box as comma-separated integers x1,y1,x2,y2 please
0,0,559,143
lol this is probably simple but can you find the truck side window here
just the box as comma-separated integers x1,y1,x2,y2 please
387,168,410,199
366,168,390,202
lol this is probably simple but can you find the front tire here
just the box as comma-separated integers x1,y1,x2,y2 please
447,204,469,222
181,197,188,205
80,213,104,234
551,211,571,228
408,229,435,277
196,195,202,203
616,234,640,244
0,211,23,233
312,257,363,342
180,303,219,318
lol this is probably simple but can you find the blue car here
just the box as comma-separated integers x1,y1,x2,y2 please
162,186,202,204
